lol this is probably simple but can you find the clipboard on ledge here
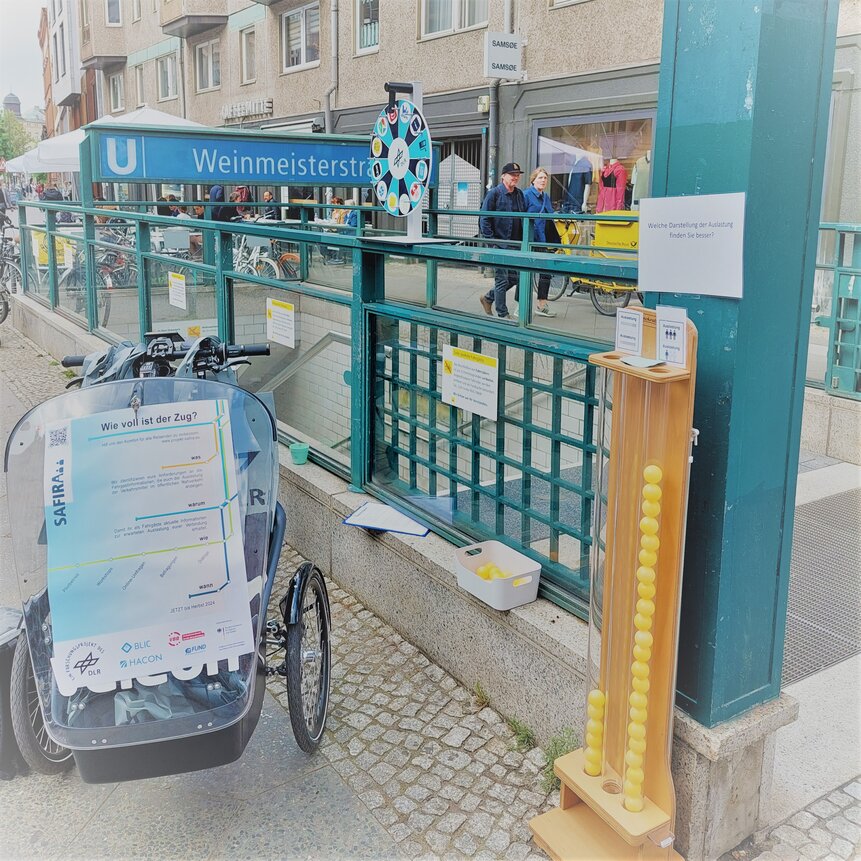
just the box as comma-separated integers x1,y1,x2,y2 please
342,502,429,537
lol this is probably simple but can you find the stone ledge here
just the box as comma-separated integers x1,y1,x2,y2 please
673,694,799,762
11,293,106,363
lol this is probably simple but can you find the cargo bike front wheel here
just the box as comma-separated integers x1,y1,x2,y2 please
266,563,332,753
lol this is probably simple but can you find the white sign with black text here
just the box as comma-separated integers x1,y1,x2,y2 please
656,305,688,368
639,192,745,299
615,309,643,356
484,32,524,80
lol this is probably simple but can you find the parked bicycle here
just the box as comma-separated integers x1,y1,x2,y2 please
532,214,642,316
3,334,331,780
0,215,22,324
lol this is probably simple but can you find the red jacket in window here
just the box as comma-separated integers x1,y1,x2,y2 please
596,161,628,212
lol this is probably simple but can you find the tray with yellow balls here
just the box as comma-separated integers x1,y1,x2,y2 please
454,540,541,611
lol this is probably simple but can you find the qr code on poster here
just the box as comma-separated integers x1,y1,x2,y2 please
48,426,68,448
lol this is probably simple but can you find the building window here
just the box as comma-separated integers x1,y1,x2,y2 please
109,72,124,112
59,23,67,77
52,34,59,82
132,0,141,21
157,53,177,100
135,64,145,106
356,0,379,53
80,0,90,43
240,27,256,84
105,0,121,26
421,0,487,36
195,39,221,92
281,3,320,71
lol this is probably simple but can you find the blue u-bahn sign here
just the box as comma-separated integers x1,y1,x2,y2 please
88,125,373,185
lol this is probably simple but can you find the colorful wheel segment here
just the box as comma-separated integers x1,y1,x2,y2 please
370,99,433,217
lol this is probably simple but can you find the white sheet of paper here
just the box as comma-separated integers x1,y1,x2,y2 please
168,271,187,310
343,502,429,536
266,297,296,348
441,344,499,421
639,192,745,299
656,304,688,368
615,309,643,355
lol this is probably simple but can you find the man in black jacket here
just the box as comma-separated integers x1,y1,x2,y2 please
479,162,526,319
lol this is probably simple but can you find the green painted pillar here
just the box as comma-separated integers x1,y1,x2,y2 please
652,0,839,726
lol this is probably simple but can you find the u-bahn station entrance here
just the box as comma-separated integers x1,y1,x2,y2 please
4,3,859,859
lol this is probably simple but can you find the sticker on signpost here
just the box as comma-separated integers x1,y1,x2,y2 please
441,344,499,421
615,309,643,356
266,297,295,348
656,304,688,368
168,271,186,310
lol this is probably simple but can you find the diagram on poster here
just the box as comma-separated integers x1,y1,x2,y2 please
44,399,253,694
266,297,295,348
656,304,688,367
441,344,499,421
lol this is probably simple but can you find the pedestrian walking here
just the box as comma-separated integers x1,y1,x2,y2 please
479,162,526,319
524,166,557,318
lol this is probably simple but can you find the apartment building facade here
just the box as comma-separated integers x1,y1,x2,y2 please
71,0,858,220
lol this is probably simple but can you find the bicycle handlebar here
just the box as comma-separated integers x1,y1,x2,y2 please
61,355,87,367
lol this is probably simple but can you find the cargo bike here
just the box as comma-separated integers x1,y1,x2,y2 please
3,334,331,782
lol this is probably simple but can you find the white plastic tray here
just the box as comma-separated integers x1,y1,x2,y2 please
454,540,540,611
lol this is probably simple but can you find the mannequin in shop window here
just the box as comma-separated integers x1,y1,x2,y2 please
596,157,627,213
563,154,593,214
631,150,652,209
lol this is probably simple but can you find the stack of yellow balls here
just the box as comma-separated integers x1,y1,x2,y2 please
583,689,606,776
623,463,663,813
475,563,512,581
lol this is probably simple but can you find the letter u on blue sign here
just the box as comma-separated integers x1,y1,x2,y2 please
100,135,145,179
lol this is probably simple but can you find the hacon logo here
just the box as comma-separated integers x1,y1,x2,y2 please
101,136,143,177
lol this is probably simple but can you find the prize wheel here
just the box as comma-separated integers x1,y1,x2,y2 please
369,99,433,217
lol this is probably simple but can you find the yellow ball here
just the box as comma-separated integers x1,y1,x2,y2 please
632,676,650,694
639,516,659,536
627,766,645,785
642,483,662,502
587,689,606,708
634,613,653,632
637,598,656,617
638,581,657,601
633,644,651,663
641,500,661,518
587,718,604,736
631,661,649,680
636,566,656,583
625,750,643,769
627,722,646,740
625,796,644,812
640,534,660,552
629,706,648,724
584,761,601,777
587,704,603,720
629,691,648,710
623,779,641,797
585,747,602,765
629,737,647,754
586,733,602,749
634,631,653,649
643,465,663,484
639,549,658,567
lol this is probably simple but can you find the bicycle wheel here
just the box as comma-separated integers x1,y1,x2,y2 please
10,635,73,775
95,270,112,328
590,285,632,316
547,274,570,301
253,257,282,281
285,566,331,753
0,289,8,325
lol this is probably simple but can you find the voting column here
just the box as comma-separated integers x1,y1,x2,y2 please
651,1,839,727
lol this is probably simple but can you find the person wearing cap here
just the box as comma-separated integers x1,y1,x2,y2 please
479,162,527,319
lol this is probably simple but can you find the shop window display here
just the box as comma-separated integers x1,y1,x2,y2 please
535,114,654,213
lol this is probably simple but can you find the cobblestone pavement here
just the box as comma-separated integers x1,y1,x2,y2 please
723,778,861,861
2,323,857,861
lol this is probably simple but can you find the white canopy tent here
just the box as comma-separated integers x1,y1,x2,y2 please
36,106,204,172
